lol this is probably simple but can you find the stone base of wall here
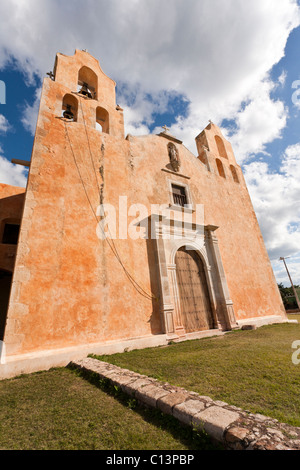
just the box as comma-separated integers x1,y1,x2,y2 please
71,357,300,451
0,334,168,380
237,315,294,328
0,318,295,380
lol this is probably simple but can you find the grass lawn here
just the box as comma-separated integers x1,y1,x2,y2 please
94,323,300,427
0,367,216,450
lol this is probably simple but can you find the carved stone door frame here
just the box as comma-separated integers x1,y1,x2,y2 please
151,214,237,339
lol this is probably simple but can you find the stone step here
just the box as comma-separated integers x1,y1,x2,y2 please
69,357,300,451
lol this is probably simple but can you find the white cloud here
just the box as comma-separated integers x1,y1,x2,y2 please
0,0,298,153
292,79,300,110
228,78,289,162
21,87,41,136
244,142,300,284
272,257,300,287
0,113,28,187
278,70,288,87
119,86,183,137
123,107,150,137
0,114,11,133
0,155,28,187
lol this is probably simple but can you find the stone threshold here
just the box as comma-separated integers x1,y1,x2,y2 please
70,357,300,451
172,329,224,343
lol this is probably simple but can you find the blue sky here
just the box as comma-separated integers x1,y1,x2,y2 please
265,25,300,159
0,67,38,162
0,0,299,287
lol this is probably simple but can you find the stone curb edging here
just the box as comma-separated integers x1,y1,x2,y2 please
69,358,300,451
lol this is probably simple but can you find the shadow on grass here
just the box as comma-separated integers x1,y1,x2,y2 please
67,364,223,451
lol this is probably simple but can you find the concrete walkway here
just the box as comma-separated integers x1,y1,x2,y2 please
70,357,300,451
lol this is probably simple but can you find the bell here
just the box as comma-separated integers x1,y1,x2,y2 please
79,82,92,99
63,105,74,120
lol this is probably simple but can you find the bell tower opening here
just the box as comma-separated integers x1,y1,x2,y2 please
96,106,109,134
230,165,240,183
215,135,228,159
216,158,226,178
62,94,78,121
78,66,98,100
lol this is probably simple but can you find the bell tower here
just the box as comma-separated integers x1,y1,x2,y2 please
3,50,128,357
49,49,125,138
195,121,242,184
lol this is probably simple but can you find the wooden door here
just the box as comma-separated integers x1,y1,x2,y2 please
175,247,214,333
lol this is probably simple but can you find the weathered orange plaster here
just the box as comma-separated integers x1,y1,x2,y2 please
0,50,286,359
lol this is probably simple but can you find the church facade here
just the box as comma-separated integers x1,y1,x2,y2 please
0,50,287,378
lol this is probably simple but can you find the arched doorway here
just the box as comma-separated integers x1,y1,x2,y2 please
0,269,12,340
175,247,214,333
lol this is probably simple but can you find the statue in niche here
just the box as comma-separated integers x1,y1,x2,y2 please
168,143,181,172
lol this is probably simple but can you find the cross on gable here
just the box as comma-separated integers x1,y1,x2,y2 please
162,125,169,132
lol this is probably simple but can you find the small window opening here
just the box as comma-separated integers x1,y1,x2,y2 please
172,184,188,207
230,165,240,183
216,159,226,178
2,223,20,245
215,135,228,159
96,107,109,134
